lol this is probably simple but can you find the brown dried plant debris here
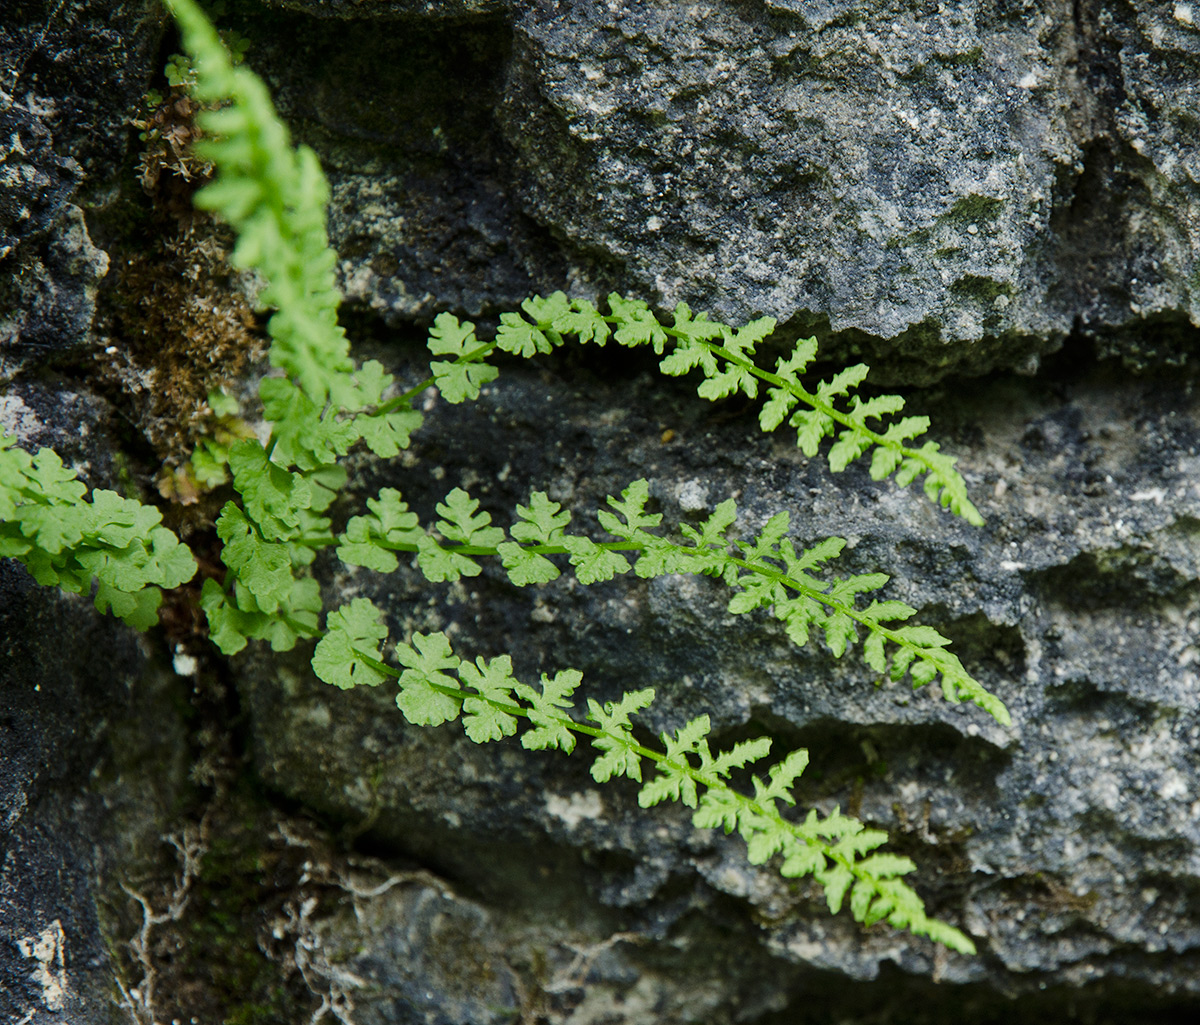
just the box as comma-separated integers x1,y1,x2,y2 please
131,87,212,221
98,228,262,463
97,82,264,492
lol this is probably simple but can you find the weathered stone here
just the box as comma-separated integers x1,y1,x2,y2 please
238,349,1200,1018
4,0,1200,1021
238,0,1200,381
262,0,508,17
0,378,188,1025
1,0,160,376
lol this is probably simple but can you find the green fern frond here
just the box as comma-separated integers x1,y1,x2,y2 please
311,601,977,954
0,435,196,628
323,480,1008,725
491,292,984,525
159,0,999,954
166,0,354,408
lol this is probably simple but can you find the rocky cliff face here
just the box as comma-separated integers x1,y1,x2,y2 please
2,1,1199,1023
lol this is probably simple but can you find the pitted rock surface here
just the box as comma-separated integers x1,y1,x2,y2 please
237,0,1200,380
238,349,1200,1017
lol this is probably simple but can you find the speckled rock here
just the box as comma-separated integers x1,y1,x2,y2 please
1,0,159,376
238,347,1200,1021
0,96,105,377
233,0,1200,381
262,0,508,17
0,379,186,1025
310,872,523,1025
5,0,1200,1021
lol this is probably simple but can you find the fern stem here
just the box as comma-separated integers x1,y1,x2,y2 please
374,341,500,416
692,338,982,525
347,641,976,954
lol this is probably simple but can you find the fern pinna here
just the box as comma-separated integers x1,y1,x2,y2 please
0,0,1012,956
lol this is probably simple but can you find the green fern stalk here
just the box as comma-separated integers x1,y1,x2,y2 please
311,597,977,953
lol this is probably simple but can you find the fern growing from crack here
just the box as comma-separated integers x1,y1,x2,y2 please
0,0,1011,957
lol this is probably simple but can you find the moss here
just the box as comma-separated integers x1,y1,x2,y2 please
885,227,932,250
94,75,265,491
943,193,1005,224
950,274,1015,303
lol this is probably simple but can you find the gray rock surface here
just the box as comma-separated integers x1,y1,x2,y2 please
1,0,159,377
236,0,1200,381
238,348,1200,1020
262,0,508,16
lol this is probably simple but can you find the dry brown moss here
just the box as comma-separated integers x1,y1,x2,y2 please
98,83,264,500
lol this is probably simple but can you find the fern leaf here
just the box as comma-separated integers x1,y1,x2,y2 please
596,478,662,540
497,542,560,586
313,598,390,689
693,788,744,833
394,631,463,727
513,670,582,753
496,311,554,357
670,303,728,346
552,297,611,346
94,582,164,632
336,488,425,573
336,517,399,573
459,655,520,743
259,378,359,470
759,749,810,806
167,0,355,408
427,311,477,356
427,312,499,402
561,536,630,584
430,360,500,405
704,737,773,779
228,440,311,540
658,343,712,378
608,293,670,352
679,498,737,552
416,535,481,582
510,491,571,544
587,688,655,783
435,488,505,548
215,503,296,614
738,510,790,564
819,863,855,914
638,715,711,808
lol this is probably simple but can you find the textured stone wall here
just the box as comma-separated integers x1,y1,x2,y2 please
253,0,1200,380
2,1,1200,1022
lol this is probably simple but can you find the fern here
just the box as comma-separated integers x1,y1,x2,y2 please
488,294,984,526
312,599,977,952
162,0,1005,945
0,435,195,628
0,0,1006,954
325,479,1008,722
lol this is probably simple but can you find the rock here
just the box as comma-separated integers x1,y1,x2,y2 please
0,96,104,378
4,0,1200,1020
0,202,110,379
234,0,1200,381
0,377,188,1025
1,0,160,376
262,0,509,16
310,870,522,1025
239,348,1200,1019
